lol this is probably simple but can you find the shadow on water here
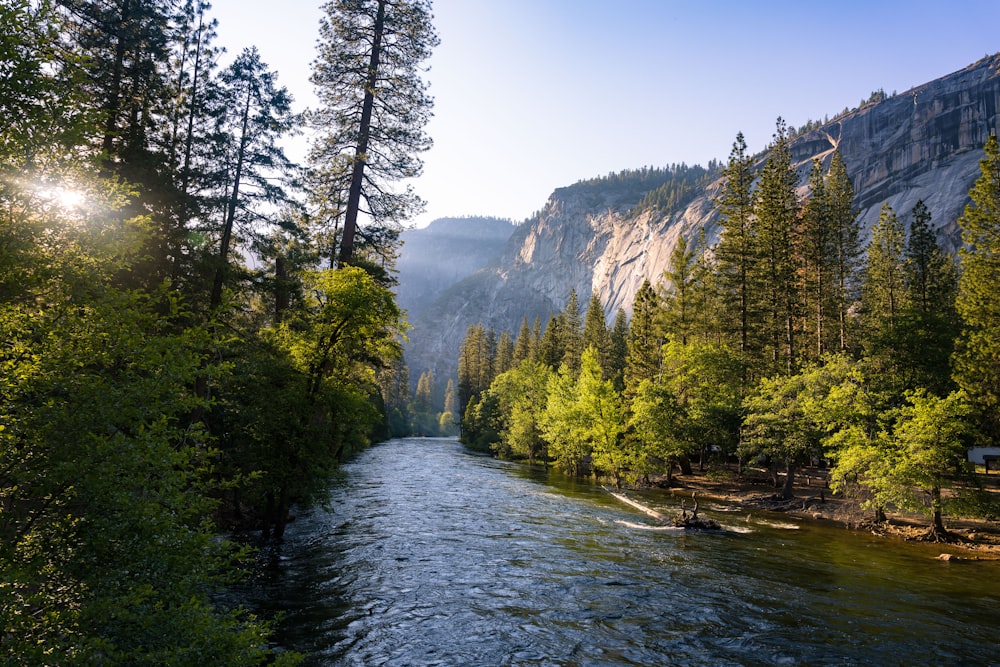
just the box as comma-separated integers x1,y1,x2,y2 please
239,437,1000,666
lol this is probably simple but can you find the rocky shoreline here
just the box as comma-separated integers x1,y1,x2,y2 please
655,466,1000,559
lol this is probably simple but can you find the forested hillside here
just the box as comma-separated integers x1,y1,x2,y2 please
458,122,1000,539
0,1,434,662
402,55,1000,403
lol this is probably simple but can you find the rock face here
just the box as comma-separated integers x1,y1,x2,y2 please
402,54,1000,391
395,216,514,316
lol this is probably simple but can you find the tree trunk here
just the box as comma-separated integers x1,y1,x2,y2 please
931,485,947,537
782,459,796,499
209,77,252,311
274,254,289,323
679,456,693,476
338,0,387,266
101,0,131,170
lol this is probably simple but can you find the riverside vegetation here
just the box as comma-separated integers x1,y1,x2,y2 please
5,0,1000,663
459,124,1000,548
1,0,435,663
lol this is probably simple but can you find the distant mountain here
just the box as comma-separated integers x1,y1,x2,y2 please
400,53,1000,395
395,215,515,320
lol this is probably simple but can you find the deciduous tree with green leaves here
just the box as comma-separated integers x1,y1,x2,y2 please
577,348,628,487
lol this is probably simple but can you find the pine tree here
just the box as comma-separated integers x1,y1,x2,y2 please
609,309,629,394
209,47,299,311
410,369,436,435
513,316,533,363
55,0,206,288
899,200,959,394
457,323,497,421
495,330,514,376
624,280,663,395
826,151,863,352
714,132,759,367
954,133,1000,440
560,289,584,374
583,293,611,376
860,203,907,404
862,203,906,339
800,158,836,360
754,119,801,375
659,233,706,345
309,0,438,267
538,313,566,370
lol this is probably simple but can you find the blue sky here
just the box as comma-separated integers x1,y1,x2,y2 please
210,0,1000,227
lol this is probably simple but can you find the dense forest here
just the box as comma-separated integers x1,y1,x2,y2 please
0,0,436,663
459,119,1000,539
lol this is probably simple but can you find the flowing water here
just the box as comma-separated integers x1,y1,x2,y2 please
243,438,1000,666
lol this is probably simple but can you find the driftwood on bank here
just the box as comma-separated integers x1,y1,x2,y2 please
606,489,721,530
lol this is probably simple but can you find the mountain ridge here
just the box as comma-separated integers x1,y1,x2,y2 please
401,53,1000,393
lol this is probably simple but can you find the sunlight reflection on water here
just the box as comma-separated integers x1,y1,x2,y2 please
242,438,1000,666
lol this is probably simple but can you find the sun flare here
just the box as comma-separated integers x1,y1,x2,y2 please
51,186,86,209
35,183,88,211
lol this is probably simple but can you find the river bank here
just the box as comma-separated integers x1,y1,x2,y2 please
655,464,1000,558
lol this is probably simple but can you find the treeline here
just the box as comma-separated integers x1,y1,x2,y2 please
382,364,460,438
460,119,1000,539
1,0,434,663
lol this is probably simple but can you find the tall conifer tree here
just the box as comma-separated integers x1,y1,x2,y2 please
899,200,958,394
826,151,863,353
309,0,438,267
754,119,801,375
954,134,1000,440
624,280,663,395
583,293,612,376
714,132,759,368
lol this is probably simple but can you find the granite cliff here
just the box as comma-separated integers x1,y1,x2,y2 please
402,54,1000,392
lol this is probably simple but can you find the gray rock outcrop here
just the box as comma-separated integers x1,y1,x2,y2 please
402,54,1000,391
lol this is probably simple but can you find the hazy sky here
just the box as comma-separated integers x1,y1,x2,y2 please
209,0,1000,227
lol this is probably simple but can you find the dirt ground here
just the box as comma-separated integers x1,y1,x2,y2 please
653,464,1000,560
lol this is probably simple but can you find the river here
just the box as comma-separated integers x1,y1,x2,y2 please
242,437,1000,666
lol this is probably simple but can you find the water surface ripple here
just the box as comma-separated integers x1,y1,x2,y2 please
244,438,1000,666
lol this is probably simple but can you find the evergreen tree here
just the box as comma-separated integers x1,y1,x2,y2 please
531,316,543,361
583,293,611,376
538,313,566,370
754,118,801,375
439,377,459,436
899,200,959,394
410,369,436,435
800,158,837,360
513,316,533,363
659,233,708,345
55,0,206,288
458,323,495,419
826,151,863,352
380,358,411,437
309,0,438,266
560,289,584,374
624,280,663,394
860,203,907,372
954,133,1000,440
714,131,759,370
209,47,299,311
495,330,515,376
609,309,630,394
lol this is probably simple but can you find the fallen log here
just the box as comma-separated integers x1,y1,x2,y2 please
605,489,721,530
606,489,668,522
